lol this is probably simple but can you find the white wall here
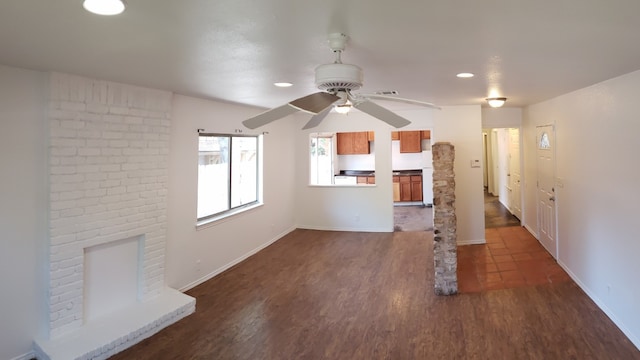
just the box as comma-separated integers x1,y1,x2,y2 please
166,95,297,291
523,69,640,348
294,105,485,243
0,65,48,360
482,107,522,128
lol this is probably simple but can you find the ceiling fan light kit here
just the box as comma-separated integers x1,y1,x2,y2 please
486,97,507,107
83,0,126,15
242,33,440,130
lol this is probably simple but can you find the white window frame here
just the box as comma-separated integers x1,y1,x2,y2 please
196,133,263,227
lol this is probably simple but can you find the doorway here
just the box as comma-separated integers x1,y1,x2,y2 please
482,127,522,228
392,129,433,232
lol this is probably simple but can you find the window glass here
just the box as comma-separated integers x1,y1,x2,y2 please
310,134,334,185
198,134,260,221
539,132,550,149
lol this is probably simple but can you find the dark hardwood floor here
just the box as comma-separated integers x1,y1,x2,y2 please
485,189,521,228
111,229,639,360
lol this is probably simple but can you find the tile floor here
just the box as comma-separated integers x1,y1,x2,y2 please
457,226,571,293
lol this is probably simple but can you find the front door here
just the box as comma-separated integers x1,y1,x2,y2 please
536,125,557,258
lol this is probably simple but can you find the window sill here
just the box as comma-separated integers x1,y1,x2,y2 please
196,202,263,230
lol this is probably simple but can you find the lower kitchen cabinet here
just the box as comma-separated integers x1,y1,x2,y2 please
411,175,423,201
395,174,422,202
357,176,375,184
393,176,400,201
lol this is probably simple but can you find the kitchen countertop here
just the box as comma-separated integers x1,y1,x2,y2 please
337,169,422,176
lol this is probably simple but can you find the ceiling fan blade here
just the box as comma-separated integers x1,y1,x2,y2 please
289,92,340,114
354,101,411,128
301,106,333,130
242,104,299,129
362,94,441,110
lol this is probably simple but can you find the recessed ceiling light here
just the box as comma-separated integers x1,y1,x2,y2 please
456,72,474,78
274,82,293,87
83,0,126,15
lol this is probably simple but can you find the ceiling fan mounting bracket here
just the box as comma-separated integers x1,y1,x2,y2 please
327,33,348,52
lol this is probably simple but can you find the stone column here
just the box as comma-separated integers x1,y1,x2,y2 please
432,142,457,295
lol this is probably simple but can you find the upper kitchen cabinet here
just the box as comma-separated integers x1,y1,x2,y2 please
399,130,422,153
391,131,400,140
421,130,431,139
337,132,370,155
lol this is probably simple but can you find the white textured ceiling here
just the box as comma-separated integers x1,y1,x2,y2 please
2,0,640,109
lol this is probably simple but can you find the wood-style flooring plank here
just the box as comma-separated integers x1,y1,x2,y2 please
110,229,639,360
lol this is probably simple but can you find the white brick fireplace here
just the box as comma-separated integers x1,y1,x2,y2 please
34,73,194,360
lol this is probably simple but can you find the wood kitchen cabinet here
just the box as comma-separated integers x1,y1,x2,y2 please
393,176,400,201
395,174,423,202
399,131,422,153
357,176,376,184
391,131,399,140
411,175,423,201
336,132,370,155
421,130,431,139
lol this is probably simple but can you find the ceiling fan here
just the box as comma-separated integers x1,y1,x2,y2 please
242,33,440,130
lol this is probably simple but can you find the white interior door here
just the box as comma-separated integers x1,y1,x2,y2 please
536,125,557,258
508,128,522,220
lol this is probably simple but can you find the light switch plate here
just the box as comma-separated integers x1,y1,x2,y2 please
470,159,481,168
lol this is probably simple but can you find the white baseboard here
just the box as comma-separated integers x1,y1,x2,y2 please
296,224,394,233
179,225,296,292
524,223,538,238
457,238,486,246
558,260,640,351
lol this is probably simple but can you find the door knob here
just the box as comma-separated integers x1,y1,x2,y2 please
549,196,555,201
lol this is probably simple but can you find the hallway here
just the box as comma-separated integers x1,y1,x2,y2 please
484,189,520,228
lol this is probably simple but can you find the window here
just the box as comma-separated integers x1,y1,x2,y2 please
310,133,335,185
197,134,260,222
539,132,550,149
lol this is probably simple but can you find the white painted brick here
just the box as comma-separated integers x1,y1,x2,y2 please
121,163,140,171
100,164,121,172
100,180,121,189
86,156,110,165
79,111,103,123
107,172,127,180
86,103,109,114
109,139,129,148
51,127,77,138
51,146,77,156
51,165,76,175
78,129,103,138
85,204,107,214
109,106,130,115
77,164,101,173
129,140,146,148
50,174,84,184
78,147,100,156
50,200,78,211
61,119,86,130
86,139,109,148
85,172,108,181
51,234,78,246
51,267,76,280
77,229,101,241
85,188,107,197
103,114,124,123
76,197,100,208
123,147,143,155
49,109,78,120
60,156,86,165
60,207,84,217
103,131,123,140
60,101,86,112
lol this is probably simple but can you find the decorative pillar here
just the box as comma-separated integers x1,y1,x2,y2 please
432,142,457,295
